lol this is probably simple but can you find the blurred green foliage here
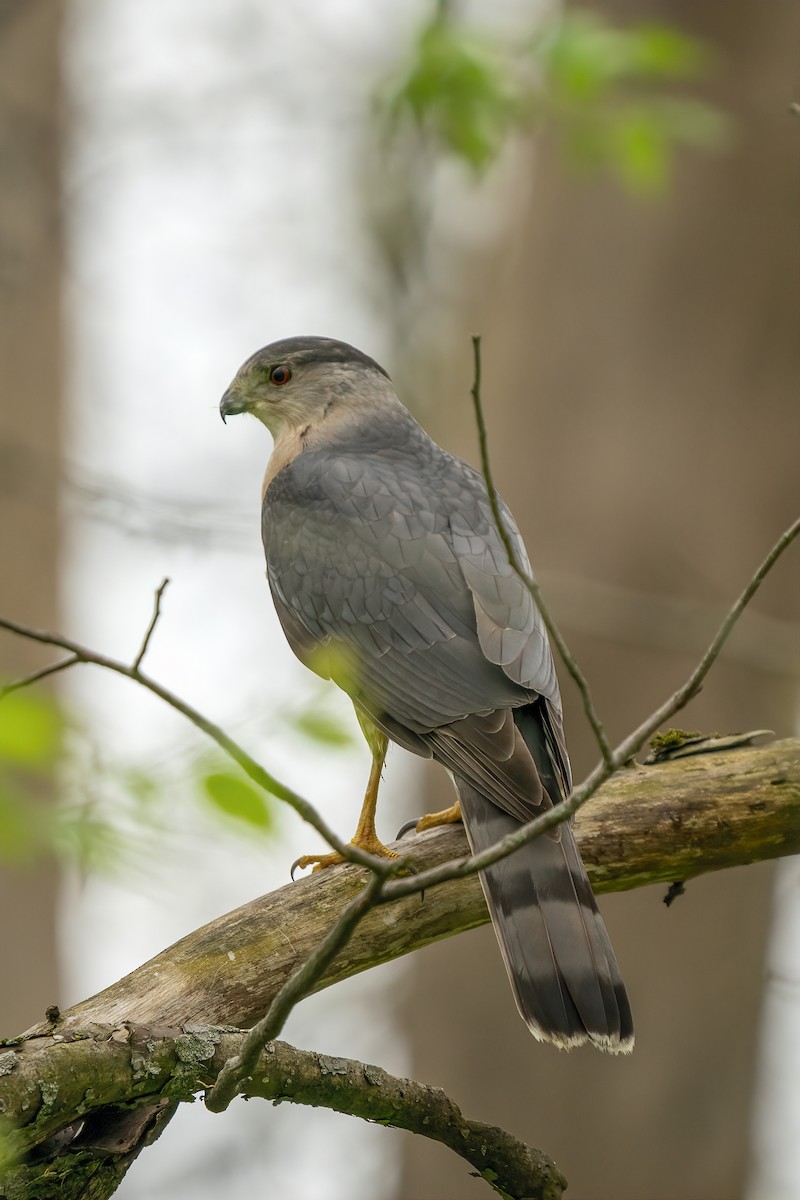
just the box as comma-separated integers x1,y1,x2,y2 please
385,7,729,192
285,708,353,748
199,686,354,833
386,17,517,171
0,690,140,872
0,675,355,875
0,690,64,863
0,691,61,767
202,770,275,833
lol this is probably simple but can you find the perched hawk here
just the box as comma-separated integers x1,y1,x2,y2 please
221,335,633,1053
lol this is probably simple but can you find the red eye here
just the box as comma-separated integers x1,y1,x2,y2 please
269,364,292,386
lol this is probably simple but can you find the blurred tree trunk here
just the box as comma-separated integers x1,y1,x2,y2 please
0,1,62,1033
398,2,800,1197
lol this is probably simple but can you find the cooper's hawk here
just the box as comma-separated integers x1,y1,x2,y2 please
220,335,633,1053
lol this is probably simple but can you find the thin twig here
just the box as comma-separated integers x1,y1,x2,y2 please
382,512,800,903
470,334,615,769
0,655,79,699
0,612,397,875
612,514,800,764
133,577,170,672
206,869,388,1111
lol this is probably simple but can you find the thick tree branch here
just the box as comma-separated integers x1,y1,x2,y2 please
0,1026,566,1200
21,736,797,1037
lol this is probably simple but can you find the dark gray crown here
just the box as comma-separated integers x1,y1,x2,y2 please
244,336,390,380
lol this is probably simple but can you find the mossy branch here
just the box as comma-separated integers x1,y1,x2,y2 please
0,1026,566,1200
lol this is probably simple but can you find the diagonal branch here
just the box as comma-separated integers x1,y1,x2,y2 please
613,516,800,761
0,655,79,698
206,868,390,1111
0,611,398,875
1,510,797,968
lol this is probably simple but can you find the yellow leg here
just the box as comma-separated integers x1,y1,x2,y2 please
291,724,398,875
415,799,462,833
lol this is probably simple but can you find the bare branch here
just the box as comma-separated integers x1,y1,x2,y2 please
207,869,389,1112
0,613,399,875
1,350,796,1147
0,655,79,698
132,576,170,672
613,514,800,764
470,334,614,768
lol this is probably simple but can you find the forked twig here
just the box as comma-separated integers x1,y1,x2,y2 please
0,610,397,875
133,577,170,672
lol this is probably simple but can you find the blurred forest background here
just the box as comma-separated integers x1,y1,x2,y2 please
1,1,798,1198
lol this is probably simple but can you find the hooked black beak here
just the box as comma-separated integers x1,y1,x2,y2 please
219,386,248,424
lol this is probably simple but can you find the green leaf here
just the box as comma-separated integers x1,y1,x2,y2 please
288,710,353,748
538,14,707,102
627,25,706,78
380,8,725,193
609,108,670,193
0,691,61,766
202,771,274,832
385,15,516,172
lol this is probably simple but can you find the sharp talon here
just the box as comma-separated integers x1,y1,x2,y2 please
396,818,419,840
290,851,345,878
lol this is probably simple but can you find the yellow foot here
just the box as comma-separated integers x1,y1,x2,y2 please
415,800,462,832
291,837,400,879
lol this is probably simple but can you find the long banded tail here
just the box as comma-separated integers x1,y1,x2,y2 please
455,710,633,1053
